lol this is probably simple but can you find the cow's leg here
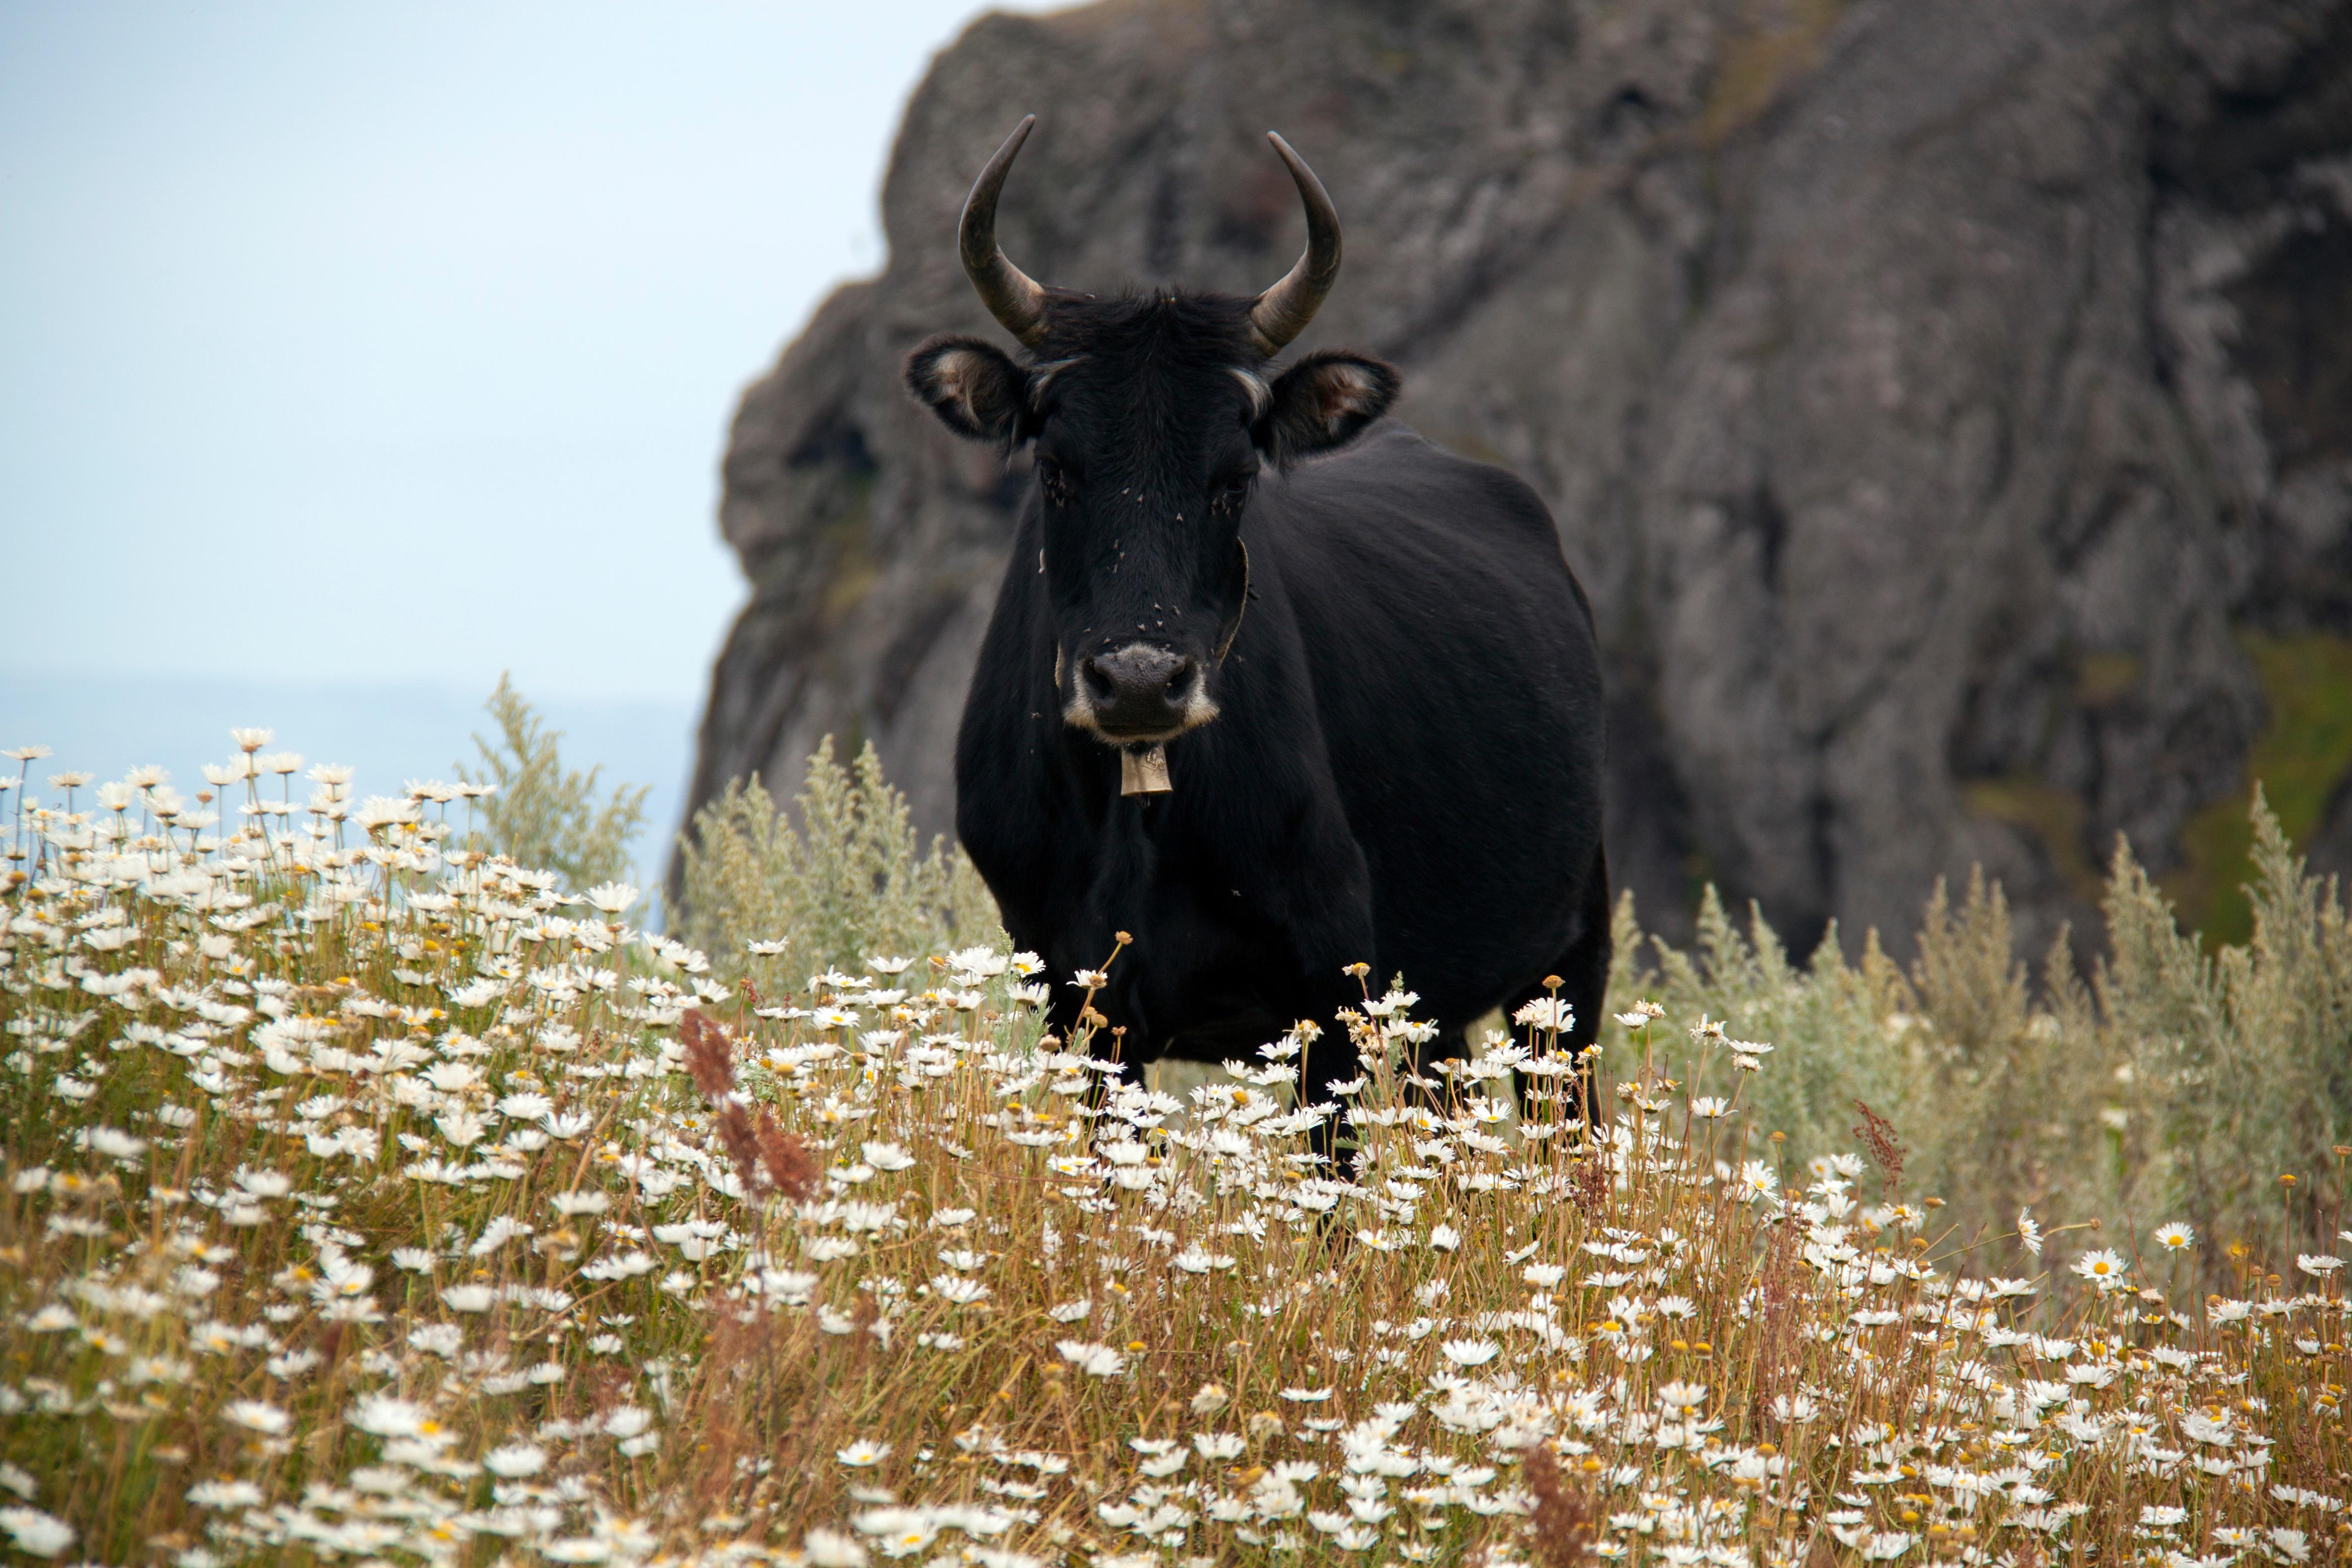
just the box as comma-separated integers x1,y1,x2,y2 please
1105,1029,1149,1092
1042,984,1088,1050
1237,837,1378,1171
1050,802,1160,1065
1557,847,1611,1126
1507,845,1611,1127
1298,1025,1354,1171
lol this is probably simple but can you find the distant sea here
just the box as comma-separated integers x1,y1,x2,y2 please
0,671,698,909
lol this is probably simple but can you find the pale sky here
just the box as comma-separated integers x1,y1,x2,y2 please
1,0,1051,706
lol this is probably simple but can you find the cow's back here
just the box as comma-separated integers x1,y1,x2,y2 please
1252,424,1606,1018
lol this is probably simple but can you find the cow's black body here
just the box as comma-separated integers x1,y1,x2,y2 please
956,421,1609,1088
906,122,1608,1127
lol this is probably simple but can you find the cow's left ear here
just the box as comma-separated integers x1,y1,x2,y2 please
906,334,1028,444
1258,351,1400,463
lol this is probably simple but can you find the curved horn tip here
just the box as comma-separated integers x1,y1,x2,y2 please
966,115,1038,210
1263,133,1325,193
1248,131,1343,356
959,114,1051,349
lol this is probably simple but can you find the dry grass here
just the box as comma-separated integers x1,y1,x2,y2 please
2,732,2350,1568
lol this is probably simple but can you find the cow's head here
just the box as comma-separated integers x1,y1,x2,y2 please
906,117,1399,747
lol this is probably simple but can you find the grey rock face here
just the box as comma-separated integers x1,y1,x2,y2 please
681,0,2352,956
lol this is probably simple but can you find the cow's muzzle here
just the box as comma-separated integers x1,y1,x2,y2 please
1065,641,1217,744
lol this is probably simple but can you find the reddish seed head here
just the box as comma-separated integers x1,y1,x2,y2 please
680,1009,736,1103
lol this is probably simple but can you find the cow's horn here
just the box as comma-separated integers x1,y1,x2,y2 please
1247,133,1342,357
960,115,1051,349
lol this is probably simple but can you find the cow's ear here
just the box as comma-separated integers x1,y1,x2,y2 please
905,335,1027,444
1258,351,1400,463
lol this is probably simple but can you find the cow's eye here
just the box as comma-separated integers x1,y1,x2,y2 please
1037,460,1076,507
1213,474,1254,514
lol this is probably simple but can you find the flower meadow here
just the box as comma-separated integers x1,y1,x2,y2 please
5,734,2352,1568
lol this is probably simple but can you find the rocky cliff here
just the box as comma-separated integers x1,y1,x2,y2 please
682,0,2352,956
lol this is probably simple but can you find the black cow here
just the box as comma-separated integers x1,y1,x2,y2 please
905,117,1608,1133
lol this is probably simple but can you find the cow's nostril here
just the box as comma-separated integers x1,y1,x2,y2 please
1164,659,1197,701
1082,657,1119,704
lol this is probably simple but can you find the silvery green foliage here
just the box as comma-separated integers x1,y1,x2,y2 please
1611,790,2352,1278
457,675,648,895
1607,881,2092,1263
2102,791,2352,1264
675,736,1001,981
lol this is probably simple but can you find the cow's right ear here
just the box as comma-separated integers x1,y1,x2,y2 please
905,335,1027,444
